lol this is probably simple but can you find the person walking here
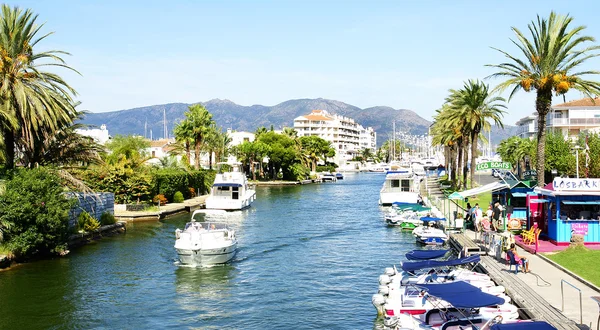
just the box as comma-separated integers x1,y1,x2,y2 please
492,201,502,231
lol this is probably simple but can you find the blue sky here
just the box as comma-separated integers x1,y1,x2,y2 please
8,0,600,125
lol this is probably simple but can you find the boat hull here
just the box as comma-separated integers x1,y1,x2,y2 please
379,192,419,206
205,191,256,211
176,241,237,266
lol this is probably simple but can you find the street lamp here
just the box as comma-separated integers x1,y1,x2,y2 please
573,145,581,178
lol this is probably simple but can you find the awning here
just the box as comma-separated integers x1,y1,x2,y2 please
405,249,449,260
450,182,510,199
511,192,527,197
420,216,446,222
562,200,600,205
529,199,549,203
490,321,557,330
213,183,242,187
401,255,480,272
417,281,505,308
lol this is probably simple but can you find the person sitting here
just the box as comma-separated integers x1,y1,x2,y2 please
506,243,529,273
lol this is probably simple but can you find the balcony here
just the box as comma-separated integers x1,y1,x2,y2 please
547,117,600,126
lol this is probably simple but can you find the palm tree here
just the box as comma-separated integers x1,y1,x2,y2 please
174,119,194,166
0,5,79,169
179,104,214,170
446,80,506,188
488,12,600,186
282,127,298,139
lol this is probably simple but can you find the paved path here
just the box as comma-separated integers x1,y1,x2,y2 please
114,195,208,220
464,229,599,329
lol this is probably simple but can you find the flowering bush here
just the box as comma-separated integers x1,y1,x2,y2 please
153,194,167,206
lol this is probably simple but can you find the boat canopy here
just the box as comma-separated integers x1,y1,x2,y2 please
419,216,446,222
405,249,449,260
417,281,505,308
490,321,557,330
401,255,480,272
213,183,243,187
393,202,430,212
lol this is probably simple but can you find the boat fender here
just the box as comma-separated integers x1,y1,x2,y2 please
378,285,389,296
379,274,391,285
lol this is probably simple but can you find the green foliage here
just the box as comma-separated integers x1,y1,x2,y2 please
78,211,100,232
543,133,575,176
100,212,116,226
290,163,310,181
0,168,75,258
77,163,153,204
153,194,167,206
316,164,336,173
173,191,184,203
151,168,211,201
105,135,150,166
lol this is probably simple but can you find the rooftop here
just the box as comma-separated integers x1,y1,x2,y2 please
553,96,600,108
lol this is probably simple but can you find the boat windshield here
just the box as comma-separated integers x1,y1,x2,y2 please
184,222,229,231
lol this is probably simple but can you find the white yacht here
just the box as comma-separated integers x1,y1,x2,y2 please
174,211,238,266
379,169,421,206
205,162,256,211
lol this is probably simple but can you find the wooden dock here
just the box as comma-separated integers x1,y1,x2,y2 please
449,233,580,330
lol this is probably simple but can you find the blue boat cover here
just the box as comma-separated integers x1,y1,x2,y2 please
392,202,418,206
405,249,449,260
420,216,446,222
418,281,505,308
213,183,242,187
401,255,480,272
490,322,557,330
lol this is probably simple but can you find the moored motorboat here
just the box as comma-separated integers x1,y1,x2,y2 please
412,217,448,245
385,203,431,230
205,161,256,211
379,169,422,206
174,211,237,266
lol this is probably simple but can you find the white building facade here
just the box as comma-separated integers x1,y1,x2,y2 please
227,129,255,147
75,124,111,145
293,109,376,165
515,97,600,140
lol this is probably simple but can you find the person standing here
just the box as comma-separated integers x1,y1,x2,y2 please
492,201,502,231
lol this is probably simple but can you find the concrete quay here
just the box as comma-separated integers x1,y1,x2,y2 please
114,195,208,221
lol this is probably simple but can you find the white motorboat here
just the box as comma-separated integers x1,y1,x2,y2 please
205,161,256,211
379,169,421,206
412,218,449,245
174,211,237,266
369,163,390,172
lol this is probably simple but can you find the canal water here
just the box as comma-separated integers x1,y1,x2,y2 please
0,173,418,329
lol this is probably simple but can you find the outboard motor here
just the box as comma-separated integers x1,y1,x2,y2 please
379,274,391,285
384,267,396,276
378,285,389,296
372,294,386,316
175,228,181,239
383,316,398,329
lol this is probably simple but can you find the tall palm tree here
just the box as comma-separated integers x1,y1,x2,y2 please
488,12,600,186
179,104,214,170
0,5,79,169
174,119,194,165
446,80,506,188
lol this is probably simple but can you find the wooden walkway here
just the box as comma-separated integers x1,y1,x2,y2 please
449,233,580,330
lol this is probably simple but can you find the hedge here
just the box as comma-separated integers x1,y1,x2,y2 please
152,168,215,202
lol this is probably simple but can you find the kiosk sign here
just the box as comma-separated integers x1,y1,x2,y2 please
571,223,588,236
553,178,600,191
475,161,512,171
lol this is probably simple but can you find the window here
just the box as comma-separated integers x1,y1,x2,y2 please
401,180,410,192
391,180,400,188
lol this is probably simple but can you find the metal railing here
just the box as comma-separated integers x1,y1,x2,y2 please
561,279,583,325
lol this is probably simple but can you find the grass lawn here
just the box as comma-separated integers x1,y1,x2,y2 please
546,246,600,287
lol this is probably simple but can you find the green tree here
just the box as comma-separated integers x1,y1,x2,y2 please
174,119,194,165
105,135,150,167
0,5,79,169
299,135,335,173
179,104,214,170
488,12,600,186
0,168,75,258
445,80,506,188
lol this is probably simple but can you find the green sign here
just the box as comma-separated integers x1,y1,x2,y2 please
475,161,512,171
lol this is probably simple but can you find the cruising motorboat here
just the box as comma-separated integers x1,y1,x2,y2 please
412,217,449,245
174,210,238,266
205,161,256,211
379,169,422,206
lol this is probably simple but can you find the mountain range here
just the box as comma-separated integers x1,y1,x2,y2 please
79,98,518,146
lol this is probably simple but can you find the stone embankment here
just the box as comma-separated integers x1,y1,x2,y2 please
114,195,209,221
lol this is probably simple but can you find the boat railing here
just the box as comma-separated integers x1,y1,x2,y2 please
185,222,230,231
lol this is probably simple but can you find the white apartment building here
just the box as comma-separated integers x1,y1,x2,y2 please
227,128,255,147
293,109,376,165
75,124,111,144
515,97,600,140
514,114,537,139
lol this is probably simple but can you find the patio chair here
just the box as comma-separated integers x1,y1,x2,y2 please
505,250,520,274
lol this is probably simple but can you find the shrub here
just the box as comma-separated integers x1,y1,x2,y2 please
78,211,100,232
100,212,116,226
153,194,167,205
152,168,212,200
0,168,75,258
173,191,184,203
